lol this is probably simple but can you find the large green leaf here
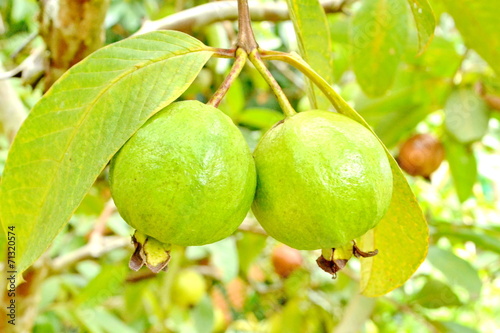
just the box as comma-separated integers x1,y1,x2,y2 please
350,0,409,97
286,0,333,109
0,31,213,275
440,0,500,76
407,0,436,53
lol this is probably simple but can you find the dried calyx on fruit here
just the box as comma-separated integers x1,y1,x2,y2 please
110,100,256,272
252,110,393,277
397,133,444,180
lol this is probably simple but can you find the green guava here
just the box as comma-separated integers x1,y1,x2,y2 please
252,110,393,250
171,269,207,307
110,100,256,271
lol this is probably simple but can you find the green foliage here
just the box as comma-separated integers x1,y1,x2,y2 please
444,137,477,202
1,0,499,332
0,31,213,275
444,89,490,143
286,0,333,109
407,0,436,53
350,0,409,97
439,0,500,76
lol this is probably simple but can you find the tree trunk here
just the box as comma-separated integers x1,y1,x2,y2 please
39,0,110,89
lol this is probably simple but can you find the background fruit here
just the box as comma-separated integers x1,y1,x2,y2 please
226,277,248,312
398,133,445,179
109,100,256,246
252,111,393,250
271,244,303,278
171,269,207,308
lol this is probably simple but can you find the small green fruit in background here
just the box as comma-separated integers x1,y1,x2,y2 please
171,269,207,308
110,100,256,271
252,111,393,250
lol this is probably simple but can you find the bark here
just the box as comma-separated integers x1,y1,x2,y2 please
39,0,110,89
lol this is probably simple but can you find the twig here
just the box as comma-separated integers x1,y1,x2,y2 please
88,199,117,242
10,32,38,59
208,48,247,107
135,0,347,35
51,236,131,272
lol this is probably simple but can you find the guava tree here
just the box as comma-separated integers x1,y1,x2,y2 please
0,0,499,332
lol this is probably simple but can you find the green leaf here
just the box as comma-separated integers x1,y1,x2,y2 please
350,0,409,97
192,296,215,333
444,89,490,144
93,308,139,333
218,78,245,120
238,108,285,130
444,137,477,202
439,0,500,76
286,0,333,109
0,31,213,275
427,246,482,299
76,264,128,307
407,0,436,53
433,322,478,333
412,279,461,308
434,224,500,254
236,231,267,275
204,237,239,283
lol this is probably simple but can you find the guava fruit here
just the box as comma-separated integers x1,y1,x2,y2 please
271,244,302,278
398,133,444,180
252,110,393,251
171,269,207,307
110,100,256,272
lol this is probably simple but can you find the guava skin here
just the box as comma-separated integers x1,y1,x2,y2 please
252,110,393,250
110,100,256,246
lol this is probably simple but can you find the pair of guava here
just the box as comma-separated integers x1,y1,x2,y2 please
109,100,393,272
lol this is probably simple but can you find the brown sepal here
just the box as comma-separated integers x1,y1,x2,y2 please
352,243,378,258
316,255,347,279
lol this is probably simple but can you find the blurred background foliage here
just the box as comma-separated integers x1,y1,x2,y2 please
1,0,500,332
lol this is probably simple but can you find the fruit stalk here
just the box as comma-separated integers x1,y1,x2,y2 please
249,50,296,117
208,48,248,107
236,0,259,53
260,50,347,114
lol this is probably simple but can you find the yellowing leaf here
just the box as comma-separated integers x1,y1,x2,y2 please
359,157,429,296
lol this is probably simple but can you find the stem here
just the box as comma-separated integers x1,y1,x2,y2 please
208,47,237,59
208,48,247,108
260,50,376,130
260,50,346,113
236,0,259,53
249,50,296,117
